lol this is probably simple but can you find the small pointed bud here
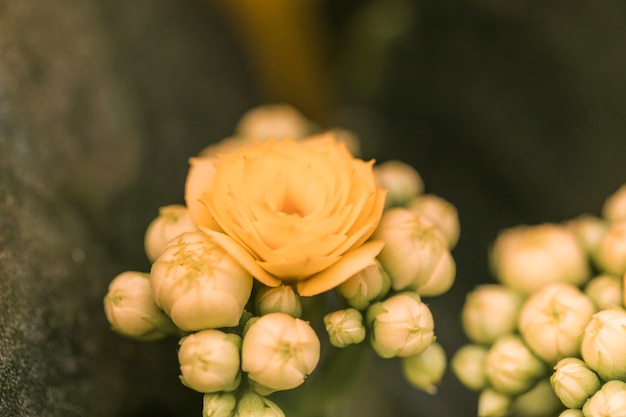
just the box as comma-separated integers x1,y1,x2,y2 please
103,271,177,341
178,330,242,393
602,184,626,223
582,380,626,417
512,378,562,417
374,160,424,207
241,313,320,391
478,388,511,417
235,104,312,140
373,208,455,295
144,205,198,262
461,284,524,345
324,308,366,348
519,283,596,364
408,194,460,249
565,215,608,255
401,342,447,394
558,410,584,417
584,274,623,310
485,335,546,396
581,307,626,380
550,357,601,409
489,224,590,294
234,391,285,417
255,285,302,318
366,292,435,358
595,221,626,275
451,344,489,391
202,392,237,417
336,261,390,310
150,231,253,331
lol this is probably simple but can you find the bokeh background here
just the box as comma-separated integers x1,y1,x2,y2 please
1,0,626,416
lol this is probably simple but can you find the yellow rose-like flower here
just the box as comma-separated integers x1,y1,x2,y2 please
185,134,387,296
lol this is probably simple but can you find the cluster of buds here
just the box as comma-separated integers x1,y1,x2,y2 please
452,185,626,417
103,105,459,416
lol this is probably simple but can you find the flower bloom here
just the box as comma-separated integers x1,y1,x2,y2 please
185,134,386,296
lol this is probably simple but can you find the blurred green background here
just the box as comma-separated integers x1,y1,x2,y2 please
1,0,626,416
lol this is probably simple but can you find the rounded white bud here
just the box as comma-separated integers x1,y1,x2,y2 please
373,160,424,207
202,392,237,417
233,391,285,417
235,104,311,140
581,307,626,380
550,357,601,409
178,330,242,393
490,223,590,294
582,380,626,417
485,335,546,396
336,261,391,310
324,308,366,348
241,313,320,391
595,221,626,275
366,292,435,358
144,205,198,262
518,283,596,364
401,342,447,394
478,388,511,417
407,194,460,248
461,284,524,345
602,184,626,223
584,274,623,310
451,344,489,391
103,271,177,341
254,285,302,318
565,215,608,255
150,231,253,331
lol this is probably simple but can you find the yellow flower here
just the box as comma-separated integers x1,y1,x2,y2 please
185,134,387,296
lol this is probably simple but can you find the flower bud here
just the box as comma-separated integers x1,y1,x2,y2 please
485,335,546,396
374,160,424,207
584,274,623,310
518,283,596,364
461,284,524,345
103,271,177,341
582,380,626,417
407,194,460,249
150,231,253,331
565,215,608,255
558,410,584,417
235,104,311,140
233,391,285,417
595,221,626,275
254,285,302,318
144,205,198,262
512,378,562,417
373,208,455,295
401,342,447,394
581,307,626,380
602,184,626,223
550,357,601,409
328,128,361,156
366,292,435,358
202,392,237,417
451,344,489,391
478,388,511,417
324,308,366,348
178,330,242,393
336,261,391,310
490,224,590,294
241,313,320,391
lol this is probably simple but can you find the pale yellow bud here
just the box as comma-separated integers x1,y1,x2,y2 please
373,208,455,295
595,221,626,275
373,160,424,207
512,378,562,417
408,194,460,248
144,205,198,262
451,344,489,391
550,357,601,409
233,391,285,417
582,380,626,417
178,330,242,393
336,261,390,310
490,224,590,294
485,335,546,396
324,308,366,348
366,292,435,358
103,271,177,341
581,307,626,380
602,184,626,223
202,392,237,417
478,388,511,417
565,215,608,255
150,231,253,331
461,284,524,345
241,313,320,391
558,410,584,417
255,285,302,318
235,104,312,140
518,283,596,364
401,342,446,394
584,274,623,310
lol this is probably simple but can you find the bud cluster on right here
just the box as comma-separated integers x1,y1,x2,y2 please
452,185,626,417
